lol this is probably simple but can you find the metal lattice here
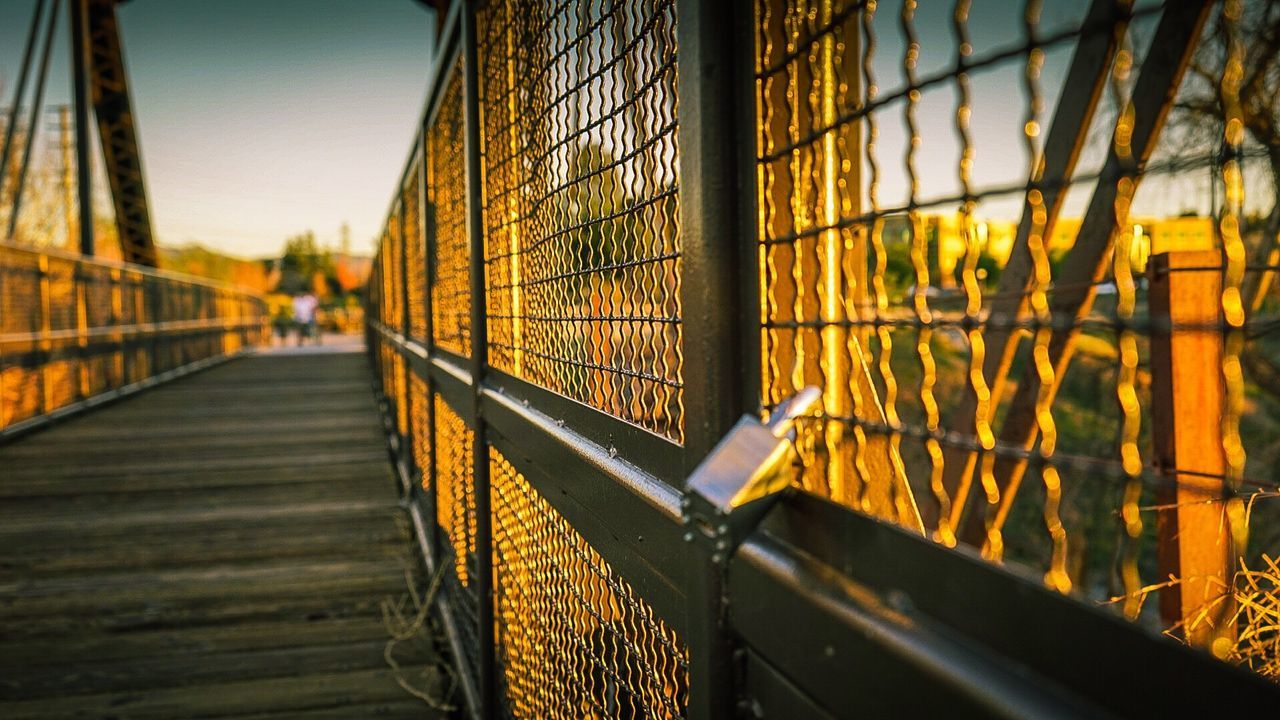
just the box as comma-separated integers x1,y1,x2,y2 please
410,373,431,490
434,394,477,586
755,0,924,532
0,243,266,432
490,447,689,719
380,342,396,417
433,392,480,682
753,0,1280,642
385,225,404,338
429,63,472,358
405,157,429,342
478,0,685,442
394,351,409,438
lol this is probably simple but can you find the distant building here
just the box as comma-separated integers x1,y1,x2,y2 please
856,212,1214,288
1146,216,1215,255
333,253,373,292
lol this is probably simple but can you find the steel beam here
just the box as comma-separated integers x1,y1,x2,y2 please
70,0,95,257
85,0,156,264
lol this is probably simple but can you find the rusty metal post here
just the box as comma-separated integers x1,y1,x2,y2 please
74,263,90,399
1149,250,1237,650
37,255,52,415
460,3,495,715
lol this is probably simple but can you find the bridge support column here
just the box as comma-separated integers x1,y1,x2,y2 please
70,0,95,257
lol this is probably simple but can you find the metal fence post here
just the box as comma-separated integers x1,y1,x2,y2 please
461,3,495,715
36,255,52,415
418,132,441,565
148,277,161,374
398,197,415,463
74,262,89,399
110,266,123,388
675,0,760,715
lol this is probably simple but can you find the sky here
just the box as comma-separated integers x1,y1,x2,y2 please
1,0,434,258
0,1,1264,259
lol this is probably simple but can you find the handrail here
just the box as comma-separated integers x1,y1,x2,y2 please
0,240,267,297
0,242,269,438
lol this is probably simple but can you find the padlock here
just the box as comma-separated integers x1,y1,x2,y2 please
683,387,821,556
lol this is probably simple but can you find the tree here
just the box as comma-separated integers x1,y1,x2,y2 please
277,230,336,296
1172,0,1280,307
1172,0,1280,571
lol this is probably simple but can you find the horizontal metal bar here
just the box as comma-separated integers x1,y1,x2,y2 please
0,240,267,297
370,306,685,484
484,366,685,483
739,647,836,720
2,333,252,368
482,388,689,636
426,356,475,429
732,493,1280,716
0,349,248,444
0,317,265,346
732,535,1094,718
372,315,690,632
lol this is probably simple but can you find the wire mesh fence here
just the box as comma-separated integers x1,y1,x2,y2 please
433,393,481,685
0,241,267,434
477,0,684,443
429,64,472,359
490,447,688,719
751,0,1280,650
405,156,429,343
367,0,1280,710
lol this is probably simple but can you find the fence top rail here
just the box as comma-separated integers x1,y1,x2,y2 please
0,240,269,301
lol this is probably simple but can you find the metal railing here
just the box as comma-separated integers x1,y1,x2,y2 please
368,1,1280,716
0,241,268,438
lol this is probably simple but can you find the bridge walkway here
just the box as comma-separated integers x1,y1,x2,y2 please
0,351,442,719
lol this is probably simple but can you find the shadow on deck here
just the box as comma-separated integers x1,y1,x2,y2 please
0,350,448,719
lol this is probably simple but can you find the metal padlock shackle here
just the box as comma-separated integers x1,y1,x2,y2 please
682,386,823,556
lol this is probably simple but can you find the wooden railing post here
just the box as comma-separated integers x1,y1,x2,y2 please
111,267,124,388
37,255,53,415
74,263,90,399
1149,250,1236,649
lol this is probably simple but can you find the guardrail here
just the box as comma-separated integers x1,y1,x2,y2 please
0,241,268,439
368,1,1280,716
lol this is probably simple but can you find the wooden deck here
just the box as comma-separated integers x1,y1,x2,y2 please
0,352,442,719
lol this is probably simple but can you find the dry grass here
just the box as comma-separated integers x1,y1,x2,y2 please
1223,554,1280,679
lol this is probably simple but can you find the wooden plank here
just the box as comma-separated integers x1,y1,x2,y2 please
0,498,398,536
0,617,392,668
0,427,386,459
0,353,441,715
0,592,396,641
0,638,432,700
0,449,389,480
0,477,390,521
4,528,410,577
20,415,379,443
0,459,392,497
65,397,378,421
1149,251,1236,649
0,559,414,620
0,440,387,470
231,701,442,720
0,667,438,720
